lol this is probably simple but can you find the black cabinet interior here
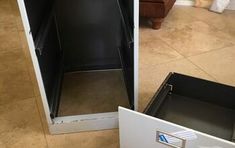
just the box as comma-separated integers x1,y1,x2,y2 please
145,73,235,142
118,0,134,109
24,0,54,39
55,0,122,71
24,0,134,117
35,13,63,117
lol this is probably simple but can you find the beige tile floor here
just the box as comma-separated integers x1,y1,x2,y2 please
0,0,235,147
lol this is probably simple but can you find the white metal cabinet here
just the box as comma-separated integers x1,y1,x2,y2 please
17,0,139,134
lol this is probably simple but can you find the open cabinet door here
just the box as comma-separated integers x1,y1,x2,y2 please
119,107,235,148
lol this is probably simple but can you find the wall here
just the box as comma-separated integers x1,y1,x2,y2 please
175,0,194,6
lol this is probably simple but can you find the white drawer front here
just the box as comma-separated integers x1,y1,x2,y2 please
119,107,235,148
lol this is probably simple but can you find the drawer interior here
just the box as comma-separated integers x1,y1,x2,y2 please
145,73,235,142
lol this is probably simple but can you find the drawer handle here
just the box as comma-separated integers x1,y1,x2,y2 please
156,130,186,148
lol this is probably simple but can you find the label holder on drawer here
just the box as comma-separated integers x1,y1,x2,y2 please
156,130,186,148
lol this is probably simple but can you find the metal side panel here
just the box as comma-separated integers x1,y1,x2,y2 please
119,107,235,148
35,14,63,117
133,0,139,111
17,0,52,124
55,0,123,71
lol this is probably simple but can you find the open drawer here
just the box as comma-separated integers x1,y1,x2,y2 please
119,72,235,148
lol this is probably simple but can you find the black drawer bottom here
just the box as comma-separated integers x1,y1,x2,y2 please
145,73,235,142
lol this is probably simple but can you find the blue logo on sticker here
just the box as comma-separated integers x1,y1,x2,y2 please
159,135,168,143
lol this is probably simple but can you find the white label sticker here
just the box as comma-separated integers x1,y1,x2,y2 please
160,130,197,144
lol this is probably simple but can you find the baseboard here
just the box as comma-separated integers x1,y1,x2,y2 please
175,0,235,10
175,0,194,6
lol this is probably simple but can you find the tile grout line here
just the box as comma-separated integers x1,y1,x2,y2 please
163,39,221,82
139,35,186,66
185,43,235,59
139,54,185,68
186,58,219,82
154,35,221,82
155,35,187,59
185,45,235,84
155,22,234,61
154,20,235,69
35,98,50,148
8,0,50,147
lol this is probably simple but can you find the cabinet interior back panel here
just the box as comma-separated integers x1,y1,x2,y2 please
55,0,123,71
58,70,130,116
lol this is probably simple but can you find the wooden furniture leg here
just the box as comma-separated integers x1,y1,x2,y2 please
151,18,163,29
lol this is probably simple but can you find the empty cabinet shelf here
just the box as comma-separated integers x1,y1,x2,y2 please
58,70,129,116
